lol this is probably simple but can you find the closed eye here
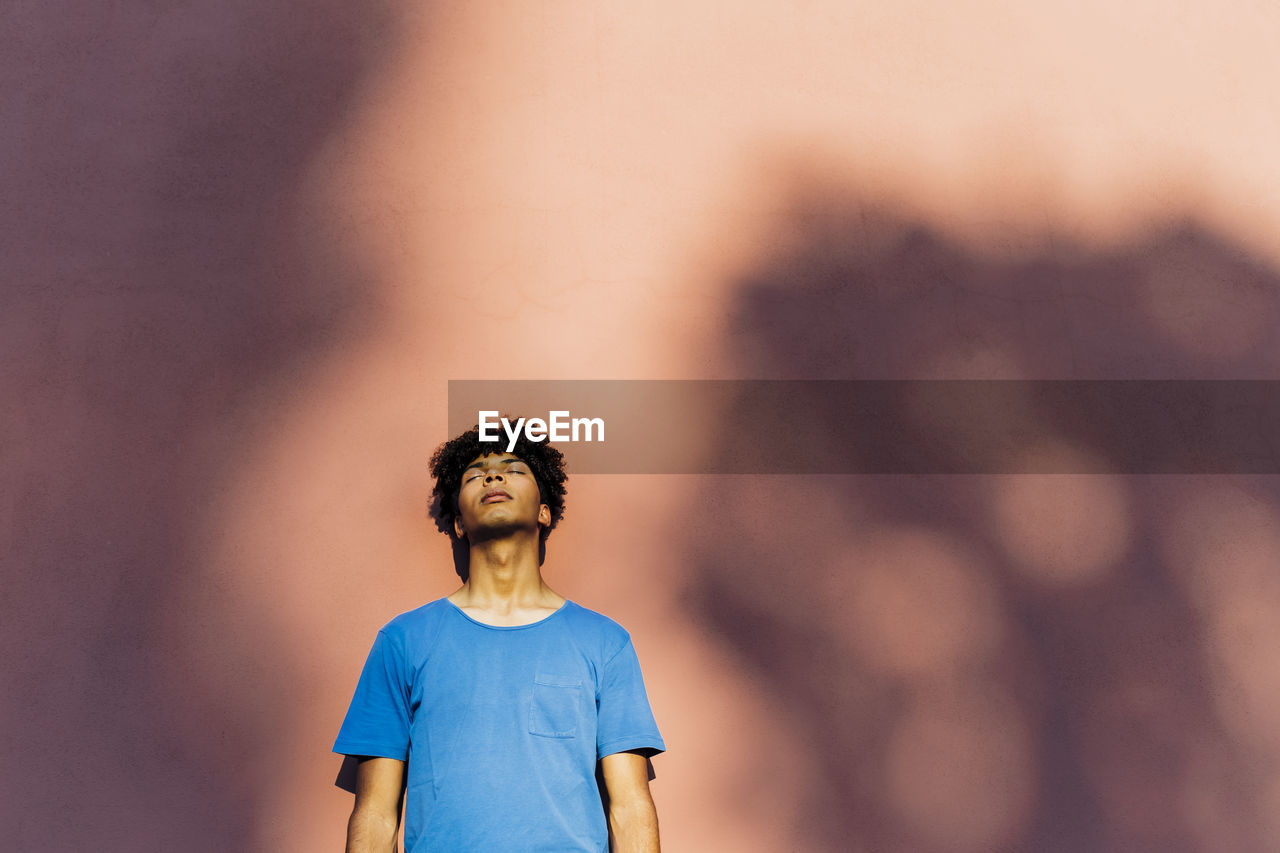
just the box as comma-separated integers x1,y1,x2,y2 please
463,458,528,481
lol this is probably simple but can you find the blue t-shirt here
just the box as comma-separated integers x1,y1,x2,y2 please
333,598,665,852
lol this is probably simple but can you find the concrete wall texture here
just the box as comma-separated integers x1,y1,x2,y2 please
5,2,1280,850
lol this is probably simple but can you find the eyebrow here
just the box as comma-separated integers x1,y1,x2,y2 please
465,457,524,470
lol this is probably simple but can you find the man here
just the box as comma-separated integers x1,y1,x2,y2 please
334,423,665,852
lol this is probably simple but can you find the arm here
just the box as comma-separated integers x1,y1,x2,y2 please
346,756,406,853
600,750,660,853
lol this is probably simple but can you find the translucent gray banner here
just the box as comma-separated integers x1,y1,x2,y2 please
447,380,1280,474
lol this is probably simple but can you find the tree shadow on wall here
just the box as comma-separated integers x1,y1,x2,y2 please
687,190,1280,852
2,3,409,850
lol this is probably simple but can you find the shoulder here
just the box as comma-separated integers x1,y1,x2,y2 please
559,600,633,657
378,597,454,646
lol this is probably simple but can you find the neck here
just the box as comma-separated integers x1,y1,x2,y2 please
460,530,549,606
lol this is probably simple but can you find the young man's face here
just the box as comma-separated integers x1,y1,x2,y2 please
453,452,550,542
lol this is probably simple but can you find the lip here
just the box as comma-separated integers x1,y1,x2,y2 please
481,489,512,503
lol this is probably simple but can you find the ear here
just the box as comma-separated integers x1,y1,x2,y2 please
454,516,467,540
537,504,551,528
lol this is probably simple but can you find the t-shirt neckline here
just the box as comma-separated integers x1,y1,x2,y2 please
443,597,571,631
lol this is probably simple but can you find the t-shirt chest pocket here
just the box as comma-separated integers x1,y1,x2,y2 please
528,674,582,738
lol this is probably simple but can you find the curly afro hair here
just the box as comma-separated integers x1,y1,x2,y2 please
428,419,568,542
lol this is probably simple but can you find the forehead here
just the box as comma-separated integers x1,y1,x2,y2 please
464,452,526,469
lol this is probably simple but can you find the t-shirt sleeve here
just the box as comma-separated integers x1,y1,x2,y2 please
333,629,411,761
596,637,666,760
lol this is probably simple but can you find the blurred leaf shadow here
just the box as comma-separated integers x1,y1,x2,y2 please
1,1,409,849
687,188,1280,852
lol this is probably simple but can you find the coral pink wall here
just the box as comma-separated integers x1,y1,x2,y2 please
5,2,1280,850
